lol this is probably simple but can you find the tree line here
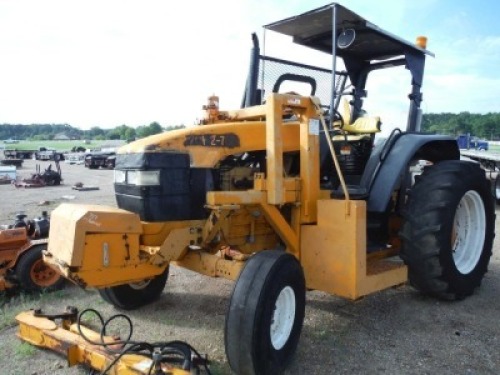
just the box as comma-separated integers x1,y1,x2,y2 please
421,112,499,140
1,112,499,141
0,122,185,141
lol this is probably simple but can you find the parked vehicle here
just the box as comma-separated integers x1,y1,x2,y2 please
0,212,65,292
457,134,489,150
4,149,34,159
64,152,85,165
84,151,116,169
36,4,496,374
14,156,62,188
35,148,65,161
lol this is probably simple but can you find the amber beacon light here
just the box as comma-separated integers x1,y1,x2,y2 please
416,36,428,49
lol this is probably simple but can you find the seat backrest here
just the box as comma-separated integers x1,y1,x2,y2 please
341,98,351,126
338,98,381,134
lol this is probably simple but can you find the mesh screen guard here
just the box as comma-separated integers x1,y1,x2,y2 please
256,54,347,111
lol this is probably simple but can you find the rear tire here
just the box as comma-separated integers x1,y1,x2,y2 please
400,160,495,299
15,245,66,292
98,267,169,310
225,250,305,375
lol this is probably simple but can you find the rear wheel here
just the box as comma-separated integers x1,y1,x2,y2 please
98,267,169,310
225,250,305,375
400,160,495,299
16,245,66,292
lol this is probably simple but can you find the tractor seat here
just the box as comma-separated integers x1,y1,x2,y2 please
342,116,381,134
335,98,381,135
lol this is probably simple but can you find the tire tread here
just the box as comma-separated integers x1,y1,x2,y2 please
400,160,495,300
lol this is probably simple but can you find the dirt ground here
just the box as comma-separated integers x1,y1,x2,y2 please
0,159,499,375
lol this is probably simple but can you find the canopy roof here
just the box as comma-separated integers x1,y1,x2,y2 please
265,3,433,62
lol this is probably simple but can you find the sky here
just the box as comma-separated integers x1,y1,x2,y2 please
0,0,499,132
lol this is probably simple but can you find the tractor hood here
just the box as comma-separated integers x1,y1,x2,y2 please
116,121,300,168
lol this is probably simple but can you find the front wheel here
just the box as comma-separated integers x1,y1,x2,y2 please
98,267,169,310
15,245,66,292
400,160,495,300
225,250,305,375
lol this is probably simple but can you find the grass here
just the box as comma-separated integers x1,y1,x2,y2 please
489,144,500,153
0,289,68,331
209,362,232,375
14,342,37,358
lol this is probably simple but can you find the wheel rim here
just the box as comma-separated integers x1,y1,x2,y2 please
129,279,152,290
270,286,296,350
452,190,486,274
30,259,61,287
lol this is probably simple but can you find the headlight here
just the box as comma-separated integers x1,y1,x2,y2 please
127,170,160,186
114,170,126,184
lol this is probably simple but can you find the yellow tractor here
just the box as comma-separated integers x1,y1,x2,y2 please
25,3,495,374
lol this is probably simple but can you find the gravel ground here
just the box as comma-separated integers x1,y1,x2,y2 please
0,159,499,375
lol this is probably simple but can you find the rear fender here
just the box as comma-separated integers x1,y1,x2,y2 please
367,134,459,213
12,240,48,269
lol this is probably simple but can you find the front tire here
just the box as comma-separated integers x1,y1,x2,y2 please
98,267,169,310
225,250,306,375
15,245,66,292
400,160,495,300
